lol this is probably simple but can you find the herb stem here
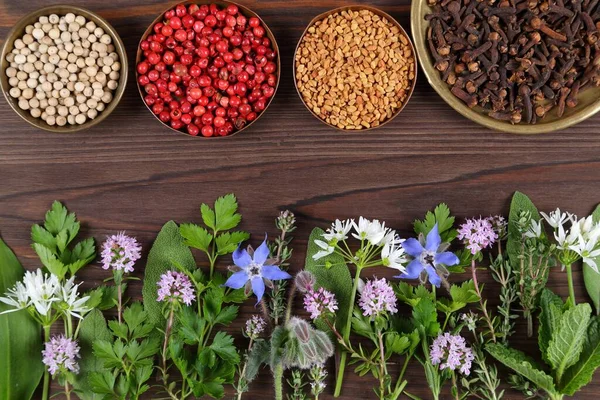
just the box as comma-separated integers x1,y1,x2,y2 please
65,380,71,400
334,265,362,397
117,281,123,324
274,363,284,400
471,260,496,342
566,263,576,305
377,330,387,399
161,303,175,383
42,324,51,400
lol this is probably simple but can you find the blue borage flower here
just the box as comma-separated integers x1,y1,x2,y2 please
397,223,459,287
224,236,292,304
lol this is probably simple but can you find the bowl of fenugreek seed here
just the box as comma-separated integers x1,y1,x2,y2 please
294,6,417,131
412,0,600,134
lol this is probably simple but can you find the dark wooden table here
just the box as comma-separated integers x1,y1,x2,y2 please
1,0,599,398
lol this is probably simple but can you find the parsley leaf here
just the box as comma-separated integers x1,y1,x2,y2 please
413,203,457,243
214,194,242,232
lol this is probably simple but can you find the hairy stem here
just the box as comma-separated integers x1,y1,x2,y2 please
274,363,284,400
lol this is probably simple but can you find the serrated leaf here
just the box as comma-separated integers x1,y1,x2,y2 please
414,204,456,242
73,309,112,400
0,236,43,400
180,223,213,252
93,340,121,368
44,201,79,236
547,303,591,378
486,343,557,396
31,224,56,252
584,205,600,315
538,289,564,364
32,243,67,278
385,332,411,357
215,231,250,255
210,331,240,364
305,227,353,333
89,371,117,395
412,297,440,337
214,305,238,326
69,237,96,264
395,282,435,307
214,194,242,231
142,221,197,326
560,316,600,395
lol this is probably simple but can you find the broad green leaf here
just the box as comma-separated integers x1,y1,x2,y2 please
486,343,557,396
305,227,352,333
506,192,542,271
179,223,213,252
0,236,43,400
214,194,242,231
213,305,238,326
436,280,479,313
560,316,600,395
44,201,79,236
412,297,440,337
584,204,600,315
88,371,117,395
73,309,112,400
413,203,456,242
142,221,197,326
385,332,411,357
547,303,591,377
538,289,564,364
210,331,240,364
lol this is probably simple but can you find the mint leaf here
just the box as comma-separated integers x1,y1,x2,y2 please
560,316,600,395
584,204,600,315
214,194,241,231
486,343,557,396
210,331,239,364
547,303,591,379
538,289,565,364
180,223,213,252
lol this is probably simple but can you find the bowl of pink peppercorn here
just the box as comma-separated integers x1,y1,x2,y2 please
136,1,280,138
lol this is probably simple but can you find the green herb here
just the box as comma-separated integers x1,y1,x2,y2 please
584,204,600,315
179,193,249,278
0,235,43,400
142,220,196,326
286,370,308,400
31,201,95,281
268,211,296,325
73,309,112,400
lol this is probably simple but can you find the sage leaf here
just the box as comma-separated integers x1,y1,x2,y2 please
0,235,43,400
304,227,352,332
506,191,543,271
538,289,565,364
560,316,600,395
584,205,600,315
486,343,558,397
547,303,591,380
73,309,112,400
142,221,196,325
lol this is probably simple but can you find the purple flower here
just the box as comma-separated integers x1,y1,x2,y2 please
101,232,142,273
157,271,195,306
358,278,397,317
223,237,292,304
304,287,338,319
42,335,80,375
245,315,266,339
457,217,498,255
398,224,459,287
430,332,474,376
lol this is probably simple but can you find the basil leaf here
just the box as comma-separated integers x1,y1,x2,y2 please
0,235,43,400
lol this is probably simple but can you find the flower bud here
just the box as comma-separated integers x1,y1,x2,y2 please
288,317,311,343
295,270,315,293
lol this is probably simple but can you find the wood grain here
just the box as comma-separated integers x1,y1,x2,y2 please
1,0,600,399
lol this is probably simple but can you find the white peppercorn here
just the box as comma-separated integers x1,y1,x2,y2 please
75,114,86,124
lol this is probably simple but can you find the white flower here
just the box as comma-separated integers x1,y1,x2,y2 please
23,269,60,317
524,220,543,239
58,277,90,319
381,230,403,247
323,219,353,242
577,216,600,243
555,222,580,250
313,240,335,260
541,208,574,229
381,243,407,272
0,281,30,314
352,217,388,245
569,235,600,272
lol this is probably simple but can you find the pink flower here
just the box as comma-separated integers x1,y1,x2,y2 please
157,271,195,306
101,232,142,273
457,217,498,255
304,287,338,319
42,335,80,375
358,278,397,317
245,315,266,339
430,332,474,376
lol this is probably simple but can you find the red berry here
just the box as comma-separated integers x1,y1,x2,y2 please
188,124,200,136
205,15,217,27
214,116,226,127
226,4,239,15
249,17,260,28
201,125,214,137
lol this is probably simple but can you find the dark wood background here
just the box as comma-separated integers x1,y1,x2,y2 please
1,0,599,398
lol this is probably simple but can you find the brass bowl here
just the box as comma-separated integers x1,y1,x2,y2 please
411,0,600,134
0,5,128,133
136,0,281,138
293,5,418,131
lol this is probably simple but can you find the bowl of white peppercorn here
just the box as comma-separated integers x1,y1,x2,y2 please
0,5,128,132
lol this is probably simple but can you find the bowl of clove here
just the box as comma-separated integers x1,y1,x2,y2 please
412,0,600,134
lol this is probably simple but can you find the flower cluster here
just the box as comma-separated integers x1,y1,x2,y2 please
541,209,600,269
157,271,196,306
457,217,498,255
245,315,266,340
304,286,338,320
0,270,90,320
359,278,397,317
101,232,142,273
489,215,508,239
400,224,459,287
42,334,80,376
430,332,474,376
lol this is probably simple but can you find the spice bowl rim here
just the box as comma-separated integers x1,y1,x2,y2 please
411,0,600,134
0,4,128,133
293,5,418,132
135,0,281,139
